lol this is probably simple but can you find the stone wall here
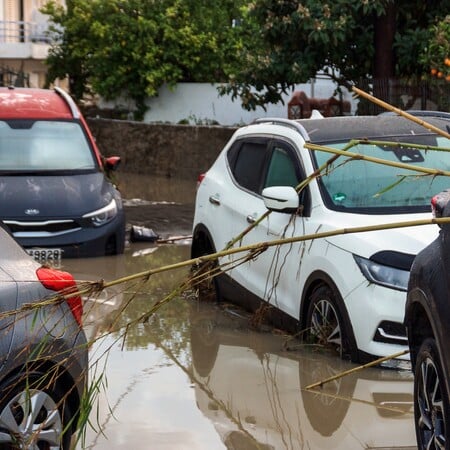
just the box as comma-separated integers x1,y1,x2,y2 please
87,118,237,178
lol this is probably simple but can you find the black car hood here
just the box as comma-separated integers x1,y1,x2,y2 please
0,172,116,218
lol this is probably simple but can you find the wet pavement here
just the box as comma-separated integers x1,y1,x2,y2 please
59,173,417,449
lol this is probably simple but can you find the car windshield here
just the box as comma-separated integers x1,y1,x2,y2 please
313,134,450,213
0,120,96,172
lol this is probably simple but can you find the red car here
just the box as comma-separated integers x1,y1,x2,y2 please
0,87,125,258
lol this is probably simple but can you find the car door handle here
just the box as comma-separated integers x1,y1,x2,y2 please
209,195,220,206
246,215,256,224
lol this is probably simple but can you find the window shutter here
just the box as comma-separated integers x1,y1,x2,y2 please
5,0,19,21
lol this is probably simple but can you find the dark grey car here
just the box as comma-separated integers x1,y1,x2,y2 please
405,189,450,449
0,224,88,448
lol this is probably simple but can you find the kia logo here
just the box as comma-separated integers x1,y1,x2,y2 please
25,208,40,215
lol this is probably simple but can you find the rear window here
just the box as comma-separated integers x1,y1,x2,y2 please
0,120,96,172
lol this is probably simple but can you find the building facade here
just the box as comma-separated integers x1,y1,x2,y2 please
0,0,65,87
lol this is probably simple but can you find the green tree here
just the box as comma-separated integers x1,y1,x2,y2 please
220,0,450,110
42,0,246,119
420,15,450,82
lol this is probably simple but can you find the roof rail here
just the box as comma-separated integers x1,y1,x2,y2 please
380,110,450,121
252,117,310,141
54,87,80,119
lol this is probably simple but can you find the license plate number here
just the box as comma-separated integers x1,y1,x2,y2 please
27,248,63,263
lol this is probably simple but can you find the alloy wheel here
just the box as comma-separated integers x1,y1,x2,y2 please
416,356,446,449
309,298,343,357
0,388,63,449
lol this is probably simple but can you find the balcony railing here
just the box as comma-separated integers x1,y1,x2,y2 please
0,20,53,44
0,66,30,87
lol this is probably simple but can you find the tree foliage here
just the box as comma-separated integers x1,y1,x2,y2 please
42,0,246,119
42,0,450,114
420,15,450,82
220,0,450,110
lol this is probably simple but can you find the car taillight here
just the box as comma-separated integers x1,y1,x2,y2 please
36,267,83,326
197,173,206,190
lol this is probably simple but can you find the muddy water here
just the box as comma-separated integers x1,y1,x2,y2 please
60,174,417,449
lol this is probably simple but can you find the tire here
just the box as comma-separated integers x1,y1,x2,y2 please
0,371,73,449
414,338,449,450
191,232,220,303
305,284,356,360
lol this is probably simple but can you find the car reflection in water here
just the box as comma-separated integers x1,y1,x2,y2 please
190,301,417,450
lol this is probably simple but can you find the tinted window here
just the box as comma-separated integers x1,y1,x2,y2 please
232,141,268,193
264,146,299,189
0,120,96,172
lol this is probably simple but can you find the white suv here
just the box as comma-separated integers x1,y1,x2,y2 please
191,114,450,363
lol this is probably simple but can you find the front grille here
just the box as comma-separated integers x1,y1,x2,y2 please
4,219,81,237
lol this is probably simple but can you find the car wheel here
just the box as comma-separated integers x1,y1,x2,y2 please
0,371,73,449
414,338,449,449
305,284,355,360
191,232,220,302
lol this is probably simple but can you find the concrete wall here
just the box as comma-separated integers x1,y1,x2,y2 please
98,80,358,126
88,78,358,179
87,118,237,179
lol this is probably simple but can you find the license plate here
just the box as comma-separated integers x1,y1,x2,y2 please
27,248,63,263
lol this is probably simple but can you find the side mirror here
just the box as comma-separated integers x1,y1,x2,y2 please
105,156,121,172
262,186,299,213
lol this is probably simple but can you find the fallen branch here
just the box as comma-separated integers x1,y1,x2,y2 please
352,86,450,141
16,214,450,311
304,349,410,390
306,141,450,177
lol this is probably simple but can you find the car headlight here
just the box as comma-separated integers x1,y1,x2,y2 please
353,254,410,292
83,199,118,227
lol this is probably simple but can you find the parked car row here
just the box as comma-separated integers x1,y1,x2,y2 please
1,84,450,447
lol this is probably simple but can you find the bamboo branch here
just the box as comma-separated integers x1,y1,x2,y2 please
352,86,450,140
28,215,450,306
306,142,450,176
304,349,410,390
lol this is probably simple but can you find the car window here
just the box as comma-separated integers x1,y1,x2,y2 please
231,140,268,193
313,135,450,213
264,145,299,189
0,120,96,172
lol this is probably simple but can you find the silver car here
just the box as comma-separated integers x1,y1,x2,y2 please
0,224,88,448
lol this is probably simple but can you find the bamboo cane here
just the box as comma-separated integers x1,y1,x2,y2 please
352,86,450,140
25,215,450,307
304,349,410,390
306,141,450,176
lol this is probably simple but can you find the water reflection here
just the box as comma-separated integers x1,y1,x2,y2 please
62,244,192,345
61,243,416,449
189,301,417,450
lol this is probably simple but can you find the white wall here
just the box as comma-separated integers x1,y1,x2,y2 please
99,79,358,126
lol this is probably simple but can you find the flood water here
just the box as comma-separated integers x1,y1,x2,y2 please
59,173,417,450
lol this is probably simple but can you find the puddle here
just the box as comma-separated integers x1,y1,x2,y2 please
60,243,416,450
